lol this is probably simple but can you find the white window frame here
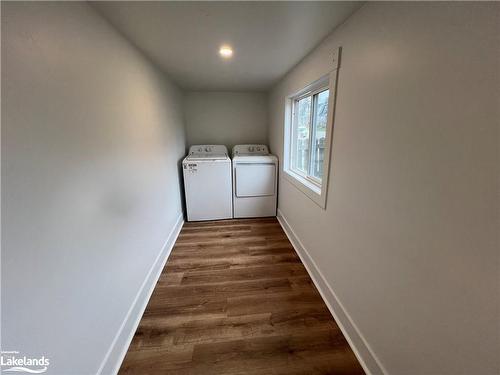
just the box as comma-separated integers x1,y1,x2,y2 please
283,47,341,209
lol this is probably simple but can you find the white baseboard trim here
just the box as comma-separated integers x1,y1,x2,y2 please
97,213,184,375
277,209,386,375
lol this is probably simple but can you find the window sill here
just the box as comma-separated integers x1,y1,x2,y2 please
283,168,326,209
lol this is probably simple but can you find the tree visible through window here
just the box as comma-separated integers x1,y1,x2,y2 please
291,88,329,184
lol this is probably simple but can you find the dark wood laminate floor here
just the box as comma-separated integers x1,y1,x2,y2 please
119,218,364,375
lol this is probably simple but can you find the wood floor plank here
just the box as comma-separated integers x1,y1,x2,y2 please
226,290,328,317
190,329,362,375
152,278,294,299
119,218,364,374
180,264,308,285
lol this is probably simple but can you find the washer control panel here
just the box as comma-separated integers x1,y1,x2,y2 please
188,145,228,155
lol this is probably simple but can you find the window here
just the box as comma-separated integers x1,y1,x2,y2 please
283,47,340,209
291,88,329,184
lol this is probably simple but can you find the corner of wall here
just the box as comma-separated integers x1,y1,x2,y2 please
277,209,386,375
96,214,184,375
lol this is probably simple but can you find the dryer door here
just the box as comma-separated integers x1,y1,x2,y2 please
235,163,276,197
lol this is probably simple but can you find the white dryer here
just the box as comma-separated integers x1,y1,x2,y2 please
232,145,278,218
183,145,232,221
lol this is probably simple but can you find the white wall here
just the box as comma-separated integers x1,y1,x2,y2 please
1,2,186,374
269,2,499,375
184,92,268,151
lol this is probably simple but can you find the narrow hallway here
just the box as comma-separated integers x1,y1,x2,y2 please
119,218,363,374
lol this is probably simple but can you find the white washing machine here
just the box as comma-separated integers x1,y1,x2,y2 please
183,145,233,221
232,144,278,218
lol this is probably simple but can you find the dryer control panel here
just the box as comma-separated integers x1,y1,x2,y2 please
233,144,269,156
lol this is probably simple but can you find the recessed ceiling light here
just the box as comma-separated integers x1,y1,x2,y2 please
219,45,233,58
